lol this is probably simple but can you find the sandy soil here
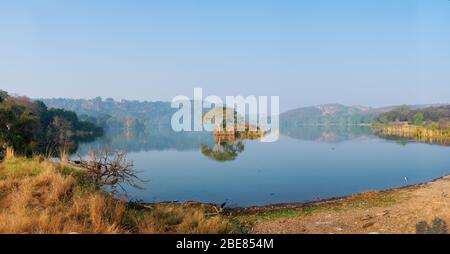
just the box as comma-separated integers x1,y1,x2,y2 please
239,175,450,234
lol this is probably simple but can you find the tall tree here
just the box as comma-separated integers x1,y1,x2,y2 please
0,97,38,153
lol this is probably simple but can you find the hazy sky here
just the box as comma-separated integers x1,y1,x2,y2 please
1,0,449,110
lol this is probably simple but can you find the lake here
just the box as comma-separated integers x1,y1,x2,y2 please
76,126,450,207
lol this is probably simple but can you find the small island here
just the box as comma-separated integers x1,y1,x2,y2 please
202,107,266,143
198,107,266,161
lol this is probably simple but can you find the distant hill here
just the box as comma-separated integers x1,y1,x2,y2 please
280,104,379,126
280,103,448,127
41,97,176,130
41,98,448,130
41,97,173,119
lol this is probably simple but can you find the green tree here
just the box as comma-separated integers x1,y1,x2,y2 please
0,98,38,153
0,91,103,156
413,112,424,125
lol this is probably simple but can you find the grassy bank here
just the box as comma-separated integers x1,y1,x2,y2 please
0,156,240,234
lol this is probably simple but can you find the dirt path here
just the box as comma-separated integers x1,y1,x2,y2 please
236,175,450,234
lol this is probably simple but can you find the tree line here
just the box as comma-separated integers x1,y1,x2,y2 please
374,105,450,128
0,90,103,157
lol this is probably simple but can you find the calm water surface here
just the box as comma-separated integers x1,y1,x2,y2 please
77,127,450,207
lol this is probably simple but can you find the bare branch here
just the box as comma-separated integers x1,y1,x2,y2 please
74,148,144,194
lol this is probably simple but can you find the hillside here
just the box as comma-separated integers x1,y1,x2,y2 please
41,97,173,118
43,100,380,128
280,104,378,126
42,98,449,130
41,98,174,120
280,104,449,127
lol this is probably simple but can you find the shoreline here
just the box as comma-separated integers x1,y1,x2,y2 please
139,173,450,234
139,173,450,212
234,174,450,233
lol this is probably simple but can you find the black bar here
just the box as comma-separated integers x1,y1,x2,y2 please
0,234,445,253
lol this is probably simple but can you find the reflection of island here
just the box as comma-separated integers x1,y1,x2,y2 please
200,140,245,162
200,124,265,162
199,107,267,161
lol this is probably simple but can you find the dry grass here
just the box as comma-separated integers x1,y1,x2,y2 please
0,159,124,233
5,147,14,160
0,156,237,234
128,204,238,234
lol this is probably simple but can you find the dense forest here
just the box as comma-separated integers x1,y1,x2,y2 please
0,90,103,156
41,97,175,132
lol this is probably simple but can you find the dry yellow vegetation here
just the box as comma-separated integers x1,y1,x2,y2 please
0,156,239,234
372,123,450,144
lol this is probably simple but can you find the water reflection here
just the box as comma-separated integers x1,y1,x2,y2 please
73,124,450,206
200,141,245,162
281,125,374,143
76,129,211,155
76,125,448,159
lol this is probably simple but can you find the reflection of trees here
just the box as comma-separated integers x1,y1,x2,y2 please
200,141,245,162
281,125,373,143
75,128,212,156
282,125,450,146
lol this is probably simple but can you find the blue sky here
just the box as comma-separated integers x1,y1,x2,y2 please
1,0,449,110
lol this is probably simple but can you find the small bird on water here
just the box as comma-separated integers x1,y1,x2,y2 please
404,177,408,184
